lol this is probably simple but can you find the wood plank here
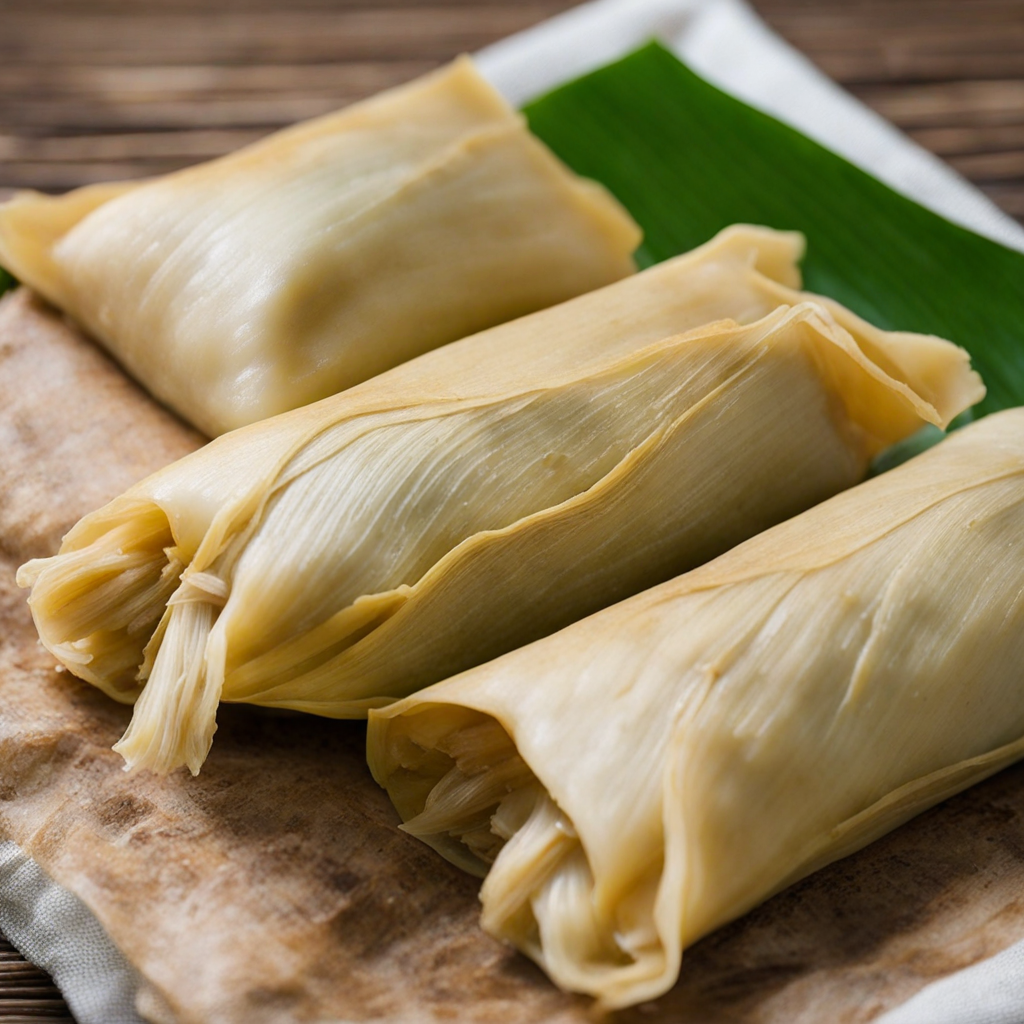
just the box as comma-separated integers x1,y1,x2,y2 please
948,149,1024,180
0,98,358,131
0,8,570,65
980,182,1024,216
0,939,72,1022
0,130,266,161
0,61,435,98
0,162,190,190
761,0,1024,84
860,80,1024,128
1,0,559,8
909,124,1024,157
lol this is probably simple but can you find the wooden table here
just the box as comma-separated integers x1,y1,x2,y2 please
0,0,1021,1020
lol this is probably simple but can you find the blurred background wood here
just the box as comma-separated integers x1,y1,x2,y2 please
0,0,1022,220
0,0,1021,1019
0,936,72,1022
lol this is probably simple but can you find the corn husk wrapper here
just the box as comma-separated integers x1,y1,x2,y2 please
0,58,639,436
368,410,1024,1010
17,225,982,777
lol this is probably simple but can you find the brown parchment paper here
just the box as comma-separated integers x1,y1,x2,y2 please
2,287,1024,1024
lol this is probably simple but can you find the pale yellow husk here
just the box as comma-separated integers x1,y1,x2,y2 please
0,57,639,436
368,410,1024,1009
17,226,982,776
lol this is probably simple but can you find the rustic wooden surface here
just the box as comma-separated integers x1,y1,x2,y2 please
0,937,70,1023
0,0,1022,1020
0,0,1022,221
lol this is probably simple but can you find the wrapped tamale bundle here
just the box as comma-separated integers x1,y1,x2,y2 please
0,58,638,436
17,226,982,776
368,409,1024,1010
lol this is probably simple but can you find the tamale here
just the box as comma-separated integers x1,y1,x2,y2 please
17,225,982,776
0,58,638,436
368,409,1024,1010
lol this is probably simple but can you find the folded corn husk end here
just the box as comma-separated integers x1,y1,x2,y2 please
15,489,232,774
367,702,678,1008
16,498,184,705
697,223,806,291
369,689,1024,1010
111,580,227,776
0,181,143,310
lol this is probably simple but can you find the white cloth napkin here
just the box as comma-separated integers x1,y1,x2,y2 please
880,943,1024,1024
5,1,1024,1021
476,0,1024,253
0,843,143,1024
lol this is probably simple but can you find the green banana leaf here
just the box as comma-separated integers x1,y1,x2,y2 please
0,267,13,297
524,42,1024,420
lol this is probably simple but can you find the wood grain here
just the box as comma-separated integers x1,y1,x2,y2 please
764,0,1024,219
0,0,1022,212
0,938,72,1022
0,1,1022,1021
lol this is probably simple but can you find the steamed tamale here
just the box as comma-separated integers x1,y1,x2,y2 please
368,409,1024,1010
17,226,982,776
0,58,639,436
